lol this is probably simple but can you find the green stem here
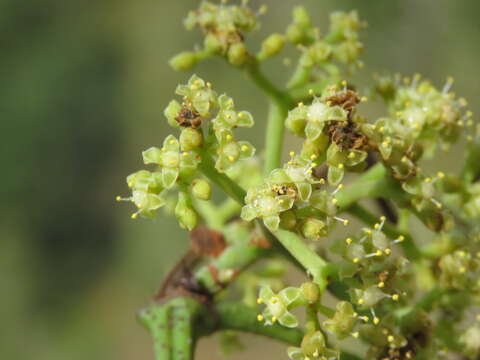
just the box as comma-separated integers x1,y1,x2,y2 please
245,62,294,174
305,304,320,333
273,229,332,291
264,101,289,174
216,302,303,345
198,151,246,204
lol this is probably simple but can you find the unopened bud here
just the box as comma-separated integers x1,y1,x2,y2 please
228,42,249,66
259,33,285,60
169,51,198,71
179,128,203,151
191,179,212,201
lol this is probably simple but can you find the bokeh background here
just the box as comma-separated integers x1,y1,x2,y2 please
1,0,479,359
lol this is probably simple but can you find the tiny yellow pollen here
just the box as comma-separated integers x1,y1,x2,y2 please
360,316,369,322
382,141,389,148
352,258,360,264
257,314,264,322
364,229,372,235
308,89,314,95
271,298,278,304
257,298,263,304
206,82,212,88
312,162,317,167
346,237,353,245
161,148,166,152
378,281,385,288
387,335,394,343
169,140,176,145
351,332,359,338
343,219,349,226
289,151,295,157
131,213,138,220
348,152,356,159
310,154,317,160
397,235,405,242
373,317,380,325
358,298,364,305
228,156,235,162
361,96,368,102
392,294,400,301
319,178,325,184
271,316,277,323
326,101,332,106
375,250,383,257
332,198,338,205
379,126,385,133
459,266,467,274
374,223,380,230
380,216,386,221
395,111,403,117
116,196,122,201
338,184,344,190
437,171,445,178
182,152,189,157
466,110,473,117
298,102,304,107
241,145,249,152
424,177,432,183
384,248,392,255
128,182,133,187
342,80,347,87
338,163,344,169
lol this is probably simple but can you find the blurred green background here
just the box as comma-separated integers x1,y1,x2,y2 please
1,0,479,359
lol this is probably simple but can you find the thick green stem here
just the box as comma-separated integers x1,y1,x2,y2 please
216,302,303,345
245,62,294,174
264,101,289,174
273,229,332,291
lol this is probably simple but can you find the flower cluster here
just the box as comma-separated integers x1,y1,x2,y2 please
286,84,369,185
285,8,366,87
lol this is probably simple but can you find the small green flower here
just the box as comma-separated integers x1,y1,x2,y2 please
175,75,218,117
287,331,336,360
352,285,387,309
212,94,254,138
323,301,358,340
191,178,212,201
142,135,200,188
257,285,300,327
214,130,255,172
175,191,198,230
258,33,286,60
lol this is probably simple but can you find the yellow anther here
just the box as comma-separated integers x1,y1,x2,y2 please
459,266,467,274
310,154,317,160
424,177,432,183
319,178,325,184
241,145,249,152
343,219,349,226
387,335,394,343
357,298,364,305
289,151,295,157
378,126,385,133
351,332,359,338
161,148,166,152
346,237,353,245
337,184,344,190
271,316,277,323
361,96,368,102
375,250,383,257
380,216,386,222
382,141,390,147
298,102,304,107
397,235,405,242
437,171,445,178
364,229,372,235
476,314,480,321
312,162,317,167
378,281,385,288
326,101,332,106
258,4,268,15
182,152,189,157
271,298,278,304
131,213,138,220
392,294,400,301
360,316,369,322
395,111,403,117
373,317,380,325
348,152,356,159
309,89,314,95
352,258,360,264
332,198,338,205
169,140,176,145
342,80,347,87
338,163,344,169
384,248,392,255
228,156,235,162
115,196,122,201
206,82,212,88
257,298,263,304
257,314,264,321
401,156,409,163
374,223,380,230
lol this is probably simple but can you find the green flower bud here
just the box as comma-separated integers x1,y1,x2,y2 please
286,24,305,44
169,51,198,71
175,193,198,230
258,33,285,60
323,301,357,339
300,331,326,357
292,6,311,27
191,179,212,201
279,210,297,230
179,128,203,151
302,217,327,240
204,33,222,54
227,42,248,66
300,282,320,304
164,99,182,128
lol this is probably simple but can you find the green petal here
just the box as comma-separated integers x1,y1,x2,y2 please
379,141,392,159
237,111,254,127
238,141,256,158
218,94,234,110
305,121,323,140
259,285,275,301
240,205,257,221
142,147,163,165
162,167,179,188
327,165,344,186
276,195,294,212
279,311,298,328
180,152,199,169
268,169,291,184
264,215,280,232
163,135,180,151
296,182,312,201
279,287,301,304
345,149,367,167
287,347,304,360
